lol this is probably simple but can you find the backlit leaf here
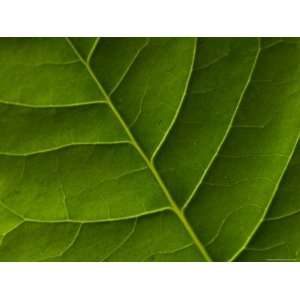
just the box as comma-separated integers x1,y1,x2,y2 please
0,37,299,261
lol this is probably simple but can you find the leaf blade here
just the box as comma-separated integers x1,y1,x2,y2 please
1,37,300,261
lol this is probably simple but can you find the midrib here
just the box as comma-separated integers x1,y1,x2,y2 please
65,37,212,262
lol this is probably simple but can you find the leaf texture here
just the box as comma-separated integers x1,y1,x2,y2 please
0,37,299,261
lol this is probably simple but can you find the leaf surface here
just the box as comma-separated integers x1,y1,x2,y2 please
0,37,299,261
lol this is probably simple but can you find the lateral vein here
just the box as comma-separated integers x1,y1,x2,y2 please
151,38,197,162
182,37,262,211
230,133,300,261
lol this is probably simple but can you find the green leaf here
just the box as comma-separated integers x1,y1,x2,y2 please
0,37,299,261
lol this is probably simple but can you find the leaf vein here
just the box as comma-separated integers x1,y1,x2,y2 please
182,37,262,211
65,37,212,262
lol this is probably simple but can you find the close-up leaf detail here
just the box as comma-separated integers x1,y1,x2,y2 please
0,37,300,261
